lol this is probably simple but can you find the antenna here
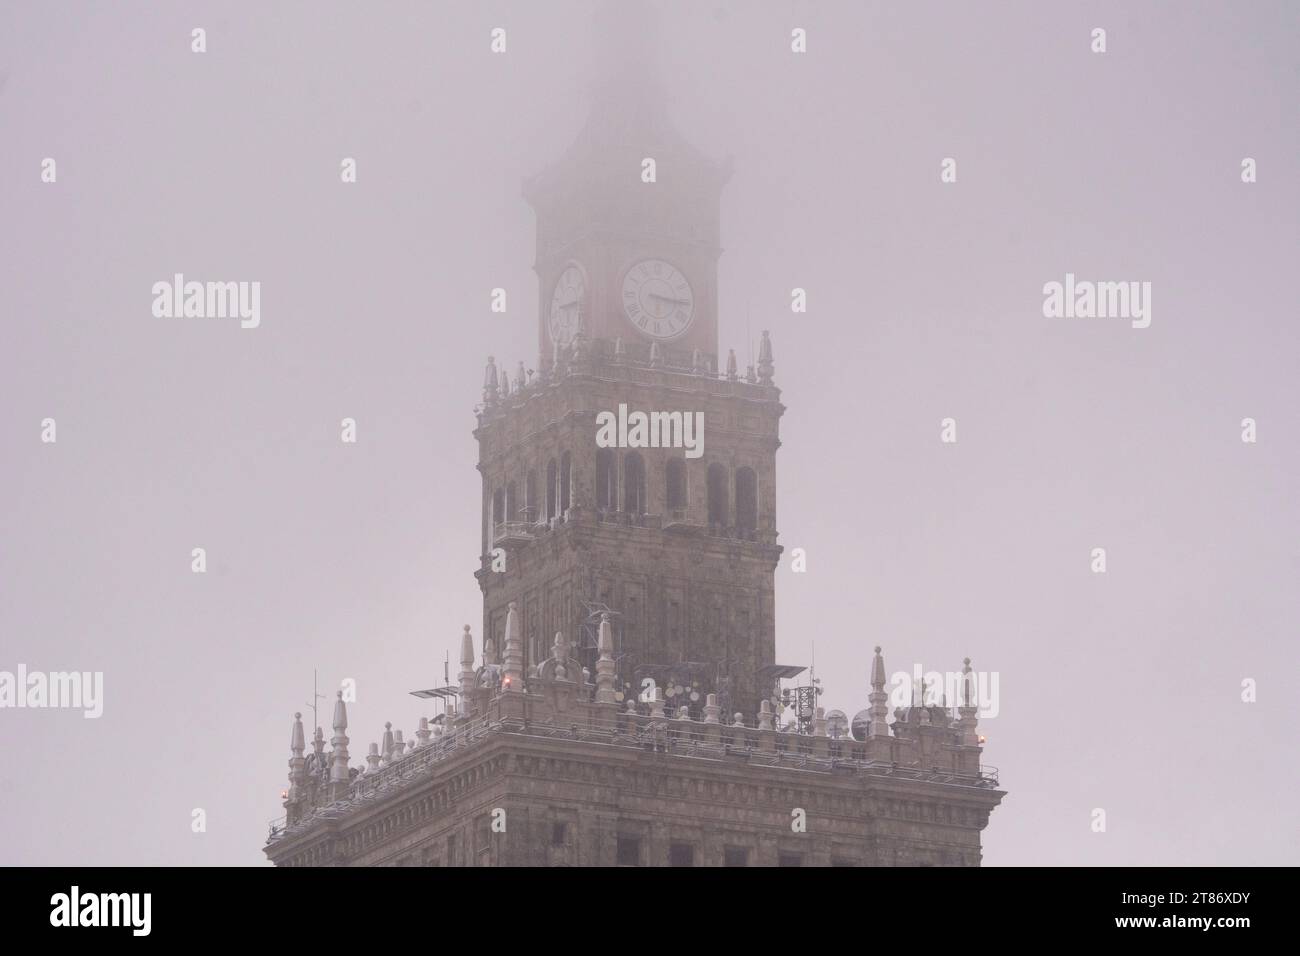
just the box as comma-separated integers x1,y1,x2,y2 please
305,669,326,731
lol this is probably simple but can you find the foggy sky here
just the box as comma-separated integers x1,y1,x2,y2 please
1,0,1297,865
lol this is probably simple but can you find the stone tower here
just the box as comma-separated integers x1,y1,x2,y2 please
475,75,781,719
264,14,1005,869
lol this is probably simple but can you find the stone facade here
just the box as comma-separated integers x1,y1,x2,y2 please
267,644,1003,867
474,349,783,720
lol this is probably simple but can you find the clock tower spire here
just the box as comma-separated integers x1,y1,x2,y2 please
479,8,779,720
523,7,731,373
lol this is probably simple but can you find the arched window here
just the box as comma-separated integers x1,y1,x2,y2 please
546,459,557,521
735,467,758,532
596,447,616,511
559,451,571,515
707,463,729,527
666,459,687,512
492,488,505,524
524,470,537,523
506,480,518,522
624,452,646,514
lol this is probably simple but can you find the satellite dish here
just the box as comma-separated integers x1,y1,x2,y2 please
850,709,873,741
825,709,848,739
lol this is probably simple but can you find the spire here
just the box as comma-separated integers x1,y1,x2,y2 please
594,612,617,704
649,341,661,368
482,356,499,406
380,721,394,765
702,693,721,724
552,631,570,681
329,691,350,785
287,712,307,803
514,361,526,393
312,725,325,757
460,623,475,669
501,601,524,691
392,729,405,759
813,706,828,737
869,646,890,738
726,349,738,382
290,712,305,758
459,624,477,708
416,717,431,748
757,330,774,384
956,656,981,746
757,699,774,731
365,742,380,774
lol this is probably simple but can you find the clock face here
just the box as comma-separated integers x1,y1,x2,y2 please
548,264,586,345
622,259,694,340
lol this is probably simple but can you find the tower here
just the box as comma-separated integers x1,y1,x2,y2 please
264,12,1004,869
475,70,781,720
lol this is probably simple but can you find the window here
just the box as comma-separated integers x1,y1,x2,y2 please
707,463,729,526
552,822,567,847
596,447,616,510
546,459,557,521
735,467,757,532
559,452,571,515
669,842,695,867
666,458,687,512
724,846,749,867
446,834,459,867
778,851,803,867
506,480,518,522
623,452,646,514
524,470,537,522
616,836,641,866
491,487,505,545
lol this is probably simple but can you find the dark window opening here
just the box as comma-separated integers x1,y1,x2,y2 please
623,452,646,514
735,466,757,532
524,470,537,522
616,836,641,866
552,822,568,847
669,842,695,867
724,846,750,867
778,852,803,867
492,488,505,525
546,459,557,521
666,458,687,512
559,452,571,515
707,463,729,526
596,447,616,510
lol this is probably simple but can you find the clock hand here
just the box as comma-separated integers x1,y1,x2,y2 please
647,293,691,306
